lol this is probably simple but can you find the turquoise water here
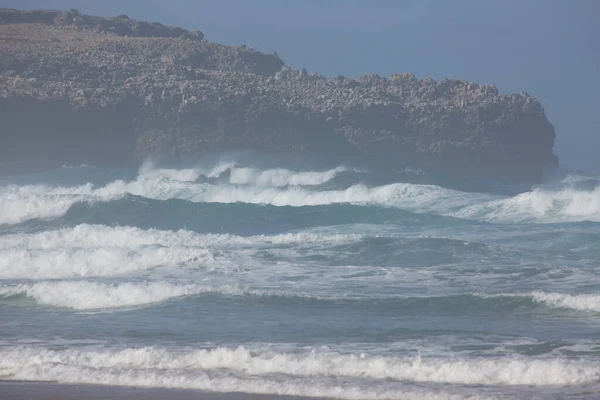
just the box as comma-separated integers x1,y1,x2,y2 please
1,160,600,399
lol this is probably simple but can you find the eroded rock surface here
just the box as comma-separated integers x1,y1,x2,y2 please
0,8,558,182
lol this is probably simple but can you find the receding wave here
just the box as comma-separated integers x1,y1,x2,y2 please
1,345,598,394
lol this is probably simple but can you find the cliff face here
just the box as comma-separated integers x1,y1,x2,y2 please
0,9,558,182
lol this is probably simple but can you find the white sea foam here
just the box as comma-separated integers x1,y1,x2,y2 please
480,292,600,313
527,292,600,312
138,160,348,186
0,345,597,389
0,278,387,310
8,280,600,313
138,160,237,182
0,165,365,224
0,350,486,400
456,187,600,223
0,244,211,280
228,166,348,186
0,183,107,225
560,174,600,186
190,182,473,208
0,224,361,279
0,224,361,250
3,165,600,225
0,281,247,309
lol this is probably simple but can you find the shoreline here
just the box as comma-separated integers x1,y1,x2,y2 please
0,381,330,400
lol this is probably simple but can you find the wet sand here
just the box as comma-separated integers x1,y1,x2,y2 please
0,381,329,400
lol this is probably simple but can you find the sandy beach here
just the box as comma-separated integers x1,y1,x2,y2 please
0,381,329,400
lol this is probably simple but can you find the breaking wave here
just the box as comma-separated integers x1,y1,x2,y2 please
456,186,600,223
0,183,99,225
0,224,361,279
1,345,598,393
138,160,349,186
0,180,486,226
2,164,600,226
0,281,247,310
2,268,599,313
0,223,361,250
524,292,600,313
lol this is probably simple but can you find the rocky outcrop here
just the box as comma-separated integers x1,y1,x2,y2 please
0,9,558,182
0,8,204,40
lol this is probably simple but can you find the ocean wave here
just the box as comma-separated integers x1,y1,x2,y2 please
0,279,376,310
0,279,338,310
523,292,600,312
467,292,600,313
0,245,210,280
3,165,600,225
0,179,481,225
0,183,106,225
0,223,361,250
456,186,600,223
229,166,349,187
0,281,247,310
95,176,483,215
0,224,362,279
1,345,597,389
0,348,488,400
138,160,234,182
0,164,378,224
2,267,598,313
138,160,349,186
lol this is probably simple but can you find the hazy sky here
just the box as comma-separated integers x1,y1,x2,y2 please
4,0,599,172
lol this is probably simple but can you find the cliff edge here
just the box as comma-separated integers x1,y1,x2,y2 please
0,8,558,182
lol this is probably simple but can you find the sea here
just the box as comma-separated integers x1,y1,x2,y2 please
1,156,600,400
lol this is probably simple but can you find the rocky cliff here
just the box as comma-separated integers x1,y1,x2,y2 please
0,8,558,182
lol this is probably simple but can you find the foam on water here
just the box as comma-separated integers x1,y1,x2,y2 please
0,165,491,225
476,292,600,313
0,279,367,310
528,292,600,312
228,166,349,186
0,281,246,310
457,186,600,223
3,165,600,399
3,165,600,225
0,224,361,279
0,244,210,280
1,345,598,389
0,224,361,250
97,176,482,214
138,160,349,186
0,352,486,400
138,160,236,182
0,183,103,225
3,273,600,312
